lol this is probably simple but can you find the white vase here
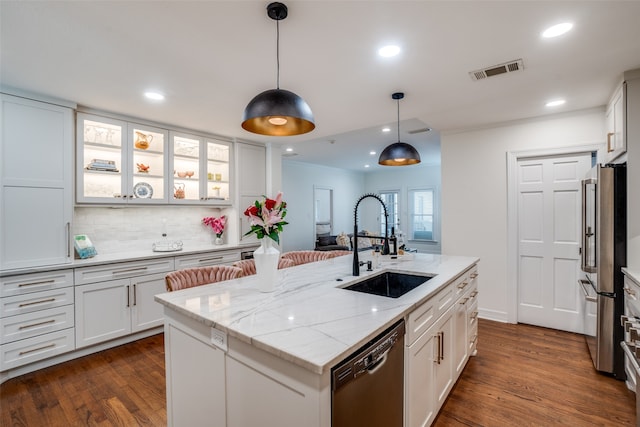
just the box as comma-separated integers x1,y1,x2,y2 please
253,238,280,292
214,236,223,245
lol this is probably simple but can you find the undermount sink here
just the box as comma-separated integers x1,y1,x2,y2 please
341,272,434,298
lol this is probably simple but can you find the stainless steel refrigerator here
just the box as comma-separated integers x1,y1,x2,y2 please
580,163,626,378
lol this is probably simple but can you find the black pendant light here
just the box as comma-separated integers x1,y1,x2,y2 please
242,2,315,136
378,92,421,166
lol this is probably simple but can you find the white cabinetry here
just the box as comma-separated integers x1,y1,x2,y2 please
74,258,174,348
405,265,478,427
0,270,75,371
169,131,232,205
1,94,73,269
236,142,266,241
76,113,169,204
602,83,627,163
174,250,241,270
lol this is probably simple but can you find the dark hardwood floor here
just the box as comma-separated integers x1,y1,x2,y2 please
435,320,636,426
1,319,635,426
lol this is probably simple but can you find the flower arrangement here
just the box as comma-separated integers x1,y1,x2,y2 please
243,192,288,243
202,215,226,238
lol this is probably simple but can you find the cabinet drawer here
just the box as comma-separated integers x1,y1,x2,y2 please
174,250,240,269
74,258,175,285
407,282,456,345
1,287,73,318
1,269,74,297
1,305,74,344
0,328,75,371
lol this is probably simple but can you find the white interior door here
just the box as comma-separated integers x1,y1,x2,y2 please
517,153,592,333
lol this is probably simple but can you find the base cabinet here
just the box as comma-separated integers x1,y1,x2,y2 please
405,264,478,427
75,272,167,348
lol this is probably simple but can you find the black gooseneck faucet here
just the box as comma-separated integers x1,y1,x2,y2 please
353,193,391,276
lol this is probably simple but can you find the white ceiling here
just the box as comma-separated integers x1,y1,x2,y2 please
2,1,640,171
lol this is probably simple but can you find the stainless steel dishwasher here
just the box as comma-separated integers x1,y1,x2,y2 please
332,319,405,427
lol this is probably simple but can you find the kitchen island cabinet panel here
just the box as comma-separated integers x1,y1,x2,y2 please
165,322,226,427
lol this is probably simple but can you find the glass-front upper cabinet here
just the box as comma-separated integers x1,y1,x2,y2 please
170,131,232,205
76,113,168,204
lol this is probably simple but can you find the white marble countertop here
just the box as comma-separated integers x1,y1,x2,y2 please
623,267,640,285
0,242,259,277
155,252,479,374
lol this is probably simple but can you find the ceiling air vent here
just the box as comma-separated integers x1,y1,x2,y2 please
469,59,524,81
408,127,432,135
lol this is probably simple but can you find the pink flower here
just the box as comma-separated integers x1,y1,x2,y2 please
202,215,226,237
243,192,288,243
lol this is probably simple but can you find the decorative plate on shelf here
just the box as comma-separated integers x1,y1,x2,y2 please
133,182,153,198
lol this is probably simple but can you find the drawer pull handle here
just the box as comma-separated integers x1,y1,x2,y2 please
19,343,56,356
19,319,56,330
113,266,149,275
470,273,478,279
198,256,224,263
470,311,479,320
625,287,637,300
18,298,55,308
459,297,469,305
457,281,468,289
18,279,55,288
470,290,478,298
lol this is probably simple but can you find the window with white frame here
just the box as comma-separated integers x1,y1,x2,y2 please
409,188,435,241
379,191,399,236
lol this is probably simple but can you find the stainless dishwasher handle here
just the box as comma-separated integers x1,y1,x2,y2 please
366,349,391,375
578,279,597,302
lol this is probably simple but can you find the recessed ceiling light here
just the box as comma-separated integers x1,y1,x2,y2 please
285,147,293,152
542,23,573,38
369,151,376,155
545,99,566,107
144,91,165,101
364,164,370,168
382,127,391,132
378,45,401,58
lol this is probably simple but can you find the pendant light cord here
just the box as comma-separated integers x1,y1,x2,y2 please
397,98,400,142
276,19,280,89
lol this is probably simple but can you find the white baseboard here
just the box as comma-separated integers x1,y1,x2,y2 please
478,308,510,323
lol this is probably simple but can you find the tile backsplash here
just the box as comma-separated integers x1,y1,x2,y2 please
73,206,238,254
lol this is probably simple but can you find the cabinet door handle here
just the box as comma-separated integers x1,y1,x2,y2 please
18,279,55,288
607,132,615,152
470,335,478,345
19,298,55,308
126,285,130,307
133,284,137,306
19,319,56,330
470,311,479,321
19,343,56,356
434,333,441,364
439,332,445,362
66,222,71,258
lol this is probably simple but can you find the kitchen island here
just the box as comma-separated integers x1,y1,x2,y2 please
155,252,479,427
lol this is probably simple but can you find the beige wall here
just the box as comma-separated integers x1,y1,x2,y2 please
441,109,605,322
